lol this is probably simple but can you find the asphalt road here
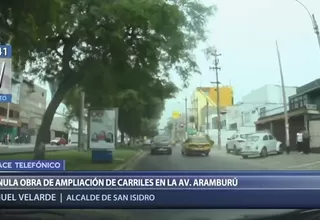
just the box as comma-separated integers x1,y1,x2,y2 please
0,144,77,154
126,144,318,220
5,144,318,220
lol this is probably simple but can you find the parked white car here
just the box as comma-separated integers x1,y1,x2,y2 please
226,133,252,155
241,132,284,159
143,139,152,146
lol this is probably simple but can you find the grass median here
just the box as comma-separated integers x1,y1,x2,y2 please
0,148,140,170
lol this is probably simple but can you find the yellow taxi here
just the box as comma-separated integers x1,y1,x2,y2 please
181,135,214,156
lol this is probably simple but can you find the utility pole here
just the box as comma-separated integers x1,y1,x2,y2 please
185,97,188,139
276,41,290,152
194,97,198,131
210,49,222,149
6,103,9,145
206,99,209,135
78,91,85,151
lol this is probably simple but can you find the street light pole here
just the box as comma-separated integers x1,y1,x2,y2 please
295,0,320,50
210,49,222,149
276,41,290,153
184,97,188,139
312,14,320,50
206,99,209,135
78,91,85,151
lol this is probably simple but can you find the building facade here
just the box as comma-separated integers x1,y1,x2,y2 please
207,84,297,133
255,79,320,151
198,86,234,107
190,86,233,129
0,76,22,140
19,79,47,143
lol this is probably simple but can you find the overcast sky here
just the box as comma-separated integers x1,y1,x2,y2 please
159,0,320,128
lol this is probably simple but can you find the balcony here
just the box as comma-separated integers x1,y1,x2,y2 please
259,105,288,118
304,104,317,110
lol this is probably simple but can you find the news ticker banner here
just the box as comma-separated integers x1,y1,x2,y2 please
1,173,320,208
0,45,12,103
0,160,65,171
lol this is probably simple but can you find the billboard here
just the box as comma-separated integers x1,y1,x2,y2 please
172,111,181,119
88,108,118,150
0,57,12,102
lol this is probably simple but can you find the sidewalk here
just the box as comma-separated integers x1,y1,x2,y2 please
0,143,33,148
243,152,320,170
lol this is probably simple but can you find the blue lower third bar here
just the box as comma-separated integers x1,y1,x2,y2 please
0,94,12,103
0,189,320,208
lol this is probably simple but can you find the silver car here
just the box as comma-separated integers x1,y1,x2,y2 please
150,135,173,155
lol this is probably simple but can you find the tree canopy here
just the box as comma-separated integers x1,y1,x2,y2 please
3,0,215,159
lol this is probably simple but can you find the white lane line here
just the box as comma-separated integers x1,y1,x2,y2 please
287,160,320,168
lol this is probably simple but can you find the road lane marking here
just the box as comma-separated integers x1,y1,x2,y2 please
287,160,320,168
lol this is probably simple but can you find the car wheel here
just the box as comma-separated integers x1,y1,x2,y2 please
181,150,185,156
233,145,239,155
277,144,284,154
168,149,172,155
260,147,268,158
242,155,248,159
51,143,53,145
56,143,60,146
150,150,155,155
204,152,209,156
226,145,231,153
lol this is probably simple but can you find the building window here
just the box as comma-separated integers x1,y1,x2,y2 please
243,112,251,124
289,103,294,110
259,107,266,118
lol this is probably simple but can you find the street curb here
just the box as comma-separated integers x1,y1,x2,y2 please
114,150,147,171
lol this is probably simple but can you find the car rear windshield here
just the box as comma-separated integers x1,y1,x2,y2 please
154,136,171,142
247,136,260,142
190,137,208,143
240,134,251,139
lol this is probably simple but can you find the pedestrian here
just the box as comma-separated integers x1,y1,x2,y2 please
302,127,310,154
296,130,303,154
6,134,10,145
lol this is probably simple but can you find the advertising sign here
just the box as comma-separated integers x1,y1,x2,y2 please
0,45,12,103
88,108,118,150
172,111,181,119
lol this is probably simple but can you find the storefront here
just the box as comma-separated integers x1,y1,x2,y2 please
0,102,21,142
0,116,20,142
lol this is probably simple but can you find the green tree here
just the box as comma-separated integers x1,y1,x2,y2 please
0,0,59,69
7,0,214,159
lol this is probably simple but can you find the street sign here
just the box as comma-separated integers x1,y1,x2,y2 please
172,111,181,119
